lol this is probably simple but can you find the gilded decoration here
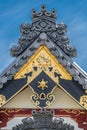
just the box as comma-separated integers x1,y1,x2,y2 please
0,95,6,107
0,108,21,116
14,46,72,80
85,90,87,94
80,95,87,110
14,45,72,108
38,79,48,90
59,109,85,117
29,71,57,108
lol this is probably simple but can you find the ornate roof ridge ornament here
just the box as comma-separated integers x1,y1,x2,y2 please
12,108,74,130
10,5,76,58
32,4,56,23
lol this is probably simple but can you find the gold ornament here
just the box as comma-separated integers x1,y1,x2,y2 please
38,79,48,90
85,90,87,94
80,95,87,110
0,95,6,107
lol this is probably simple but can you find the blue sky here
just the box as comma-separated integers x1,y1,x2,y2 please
0,0,87,73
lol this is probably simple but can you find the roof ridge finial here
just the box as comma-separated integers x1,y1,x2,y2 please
32,4,56,22
41,4,46,12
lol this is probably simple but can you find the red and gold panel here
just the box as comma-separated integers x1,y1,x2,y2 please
0,108,87,129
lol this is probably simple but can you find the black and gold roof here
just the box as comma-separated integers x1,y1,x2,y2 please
0,5,87,109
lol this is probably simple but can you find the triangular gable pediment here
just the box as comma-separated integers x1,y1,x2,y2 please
0,5,87,111
0,45,86,110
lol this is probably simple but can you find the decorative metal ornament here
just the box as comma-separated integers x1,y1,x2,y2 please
0,95,6,107
29,71,57,108
80,95,87,110
38,79,48,90
85,90,87,94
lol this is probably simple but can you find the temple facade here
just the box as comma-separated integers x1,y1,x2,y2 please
0,5,87,130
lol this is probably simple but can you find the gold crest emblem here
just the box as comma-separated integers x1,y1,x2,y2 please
0,95,6,107
80,95,87,110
